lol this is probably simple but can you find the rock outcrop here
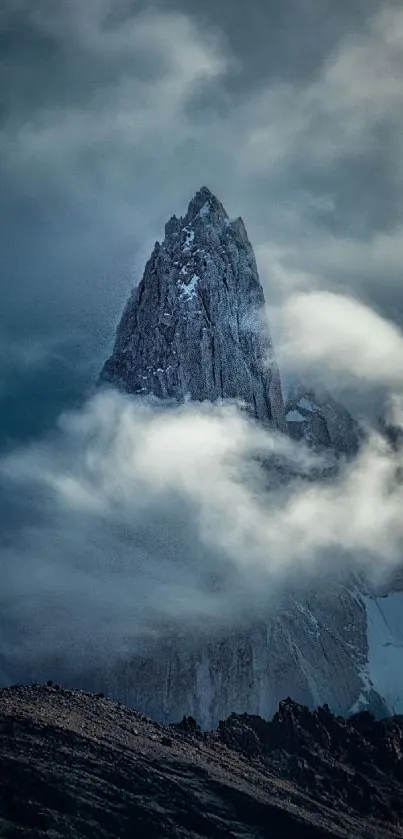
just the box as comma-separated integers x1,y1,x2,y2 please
285,386,361,455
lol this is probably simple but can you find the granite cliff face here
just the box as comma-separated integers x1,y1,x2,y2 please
102,580,402,729
101,187,286,430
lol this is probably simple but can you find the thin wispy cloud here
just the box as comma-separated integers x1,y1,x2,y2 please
278,291,403,388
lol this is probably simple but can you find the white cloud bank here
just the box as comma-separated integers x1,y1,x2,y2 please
2,379,403,680
278,291,403,387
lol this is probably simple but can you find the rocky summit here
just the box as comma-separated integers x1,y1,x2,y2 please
1,684,403,838
101,186,286,428
101,186,360,453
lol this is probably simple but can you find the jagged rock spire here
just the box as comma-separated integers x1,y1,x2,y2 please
184,186,228,224
101,187,286,429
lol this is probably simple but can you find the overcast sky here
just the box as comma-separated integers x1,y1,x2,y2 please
2,0,403,687
1,0,403,443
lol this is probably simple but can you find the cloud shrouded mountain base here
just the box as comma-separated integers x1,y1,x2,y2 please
2,381,403,720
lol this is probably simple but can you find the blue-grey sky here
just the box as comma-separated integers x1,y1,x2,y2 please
1,0,403,443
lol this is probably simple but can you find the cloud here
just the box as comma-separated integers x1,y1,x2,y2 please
238,4,403,322
277,291,403,388
5,1,403,236
0,2,235,416
257,227,403,311
2,387,403,684
1,6,229,192
236,5,403,174
0,391,316,677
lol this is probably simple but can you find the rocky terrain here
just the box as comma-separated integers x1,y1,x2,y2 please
1,684,403,838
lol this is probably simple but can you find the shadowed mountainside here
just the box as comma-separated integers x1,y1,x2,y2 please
1,684,403,838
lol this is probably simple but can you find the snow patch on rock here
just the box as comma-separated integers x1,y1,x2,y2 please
198,201,210,217
286,409,305,423
297,396,315,412
180,273,199,299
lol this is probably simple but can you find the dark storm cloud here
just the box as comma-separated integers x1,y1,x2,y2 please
158,0,384,89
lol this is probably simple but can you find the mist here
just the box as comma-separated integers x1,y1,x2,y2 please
2,285,403,685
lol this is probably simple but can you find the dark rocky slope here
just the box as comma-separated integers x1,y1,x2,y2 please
1,684,403,838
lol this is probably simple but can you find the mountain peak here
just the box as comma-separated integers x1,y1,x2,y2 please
184,185,228,225
101,188,285,428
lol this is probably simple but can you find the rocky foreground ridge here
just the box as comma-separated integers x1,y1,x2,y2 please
1,684,403,838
